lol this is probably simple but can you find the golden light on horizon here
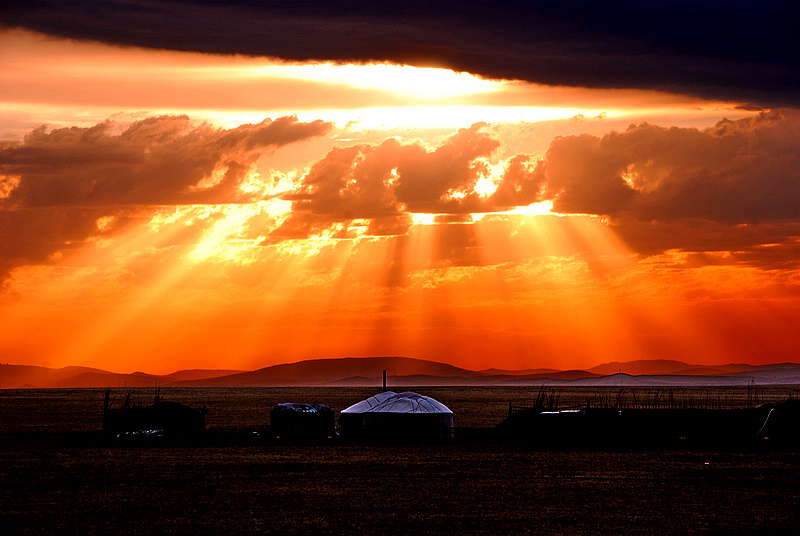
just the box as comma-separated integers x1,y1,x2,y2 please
4,189,797,374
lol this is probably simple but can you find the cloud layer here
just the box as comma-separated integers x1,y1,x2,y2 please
1,115,332,208
3,1,799,107
543,110,800,223
281,109,800,220
0,115,332,281
274,109,800,270
3,110,800,287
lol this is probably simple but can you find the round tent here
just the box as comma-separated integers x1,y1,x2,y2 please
339,391,454,440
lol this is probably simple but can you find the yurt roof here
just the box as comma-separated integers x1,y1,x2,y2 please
341,391,452,414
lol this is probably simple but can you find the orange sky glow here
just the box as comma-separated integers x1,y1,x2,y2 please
2,30,800,374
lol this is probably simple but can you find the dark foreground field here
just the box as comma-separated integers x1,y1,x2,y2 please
2,387,800,535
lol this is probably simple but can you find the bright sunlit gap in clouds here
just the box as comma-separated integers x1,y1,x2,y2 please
258,62,500,99
1,29,747,136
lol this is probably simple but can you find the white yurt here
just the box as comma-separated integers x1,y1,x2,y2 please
338,391,455,440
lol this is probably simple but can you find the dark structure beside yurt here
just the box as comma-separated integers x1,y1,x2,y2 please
339,391,455,441
102,390,207,441
270,403,336,440
497,397,800,447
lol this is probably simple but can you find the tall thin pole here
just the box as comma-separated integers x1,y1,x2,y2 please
383,370,387,392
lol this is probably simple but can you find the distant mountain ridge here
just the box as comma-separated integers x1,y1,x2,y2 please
2,357,800,388
179,356,482,387
586,360,760,376
0,364,245,389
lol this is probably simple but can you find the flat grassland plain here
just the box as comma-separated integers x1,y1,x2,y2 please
2,387,800,535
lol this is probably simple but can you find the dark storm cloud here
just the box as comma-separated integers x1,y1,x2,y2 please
3,1,798,107
0,115,332,281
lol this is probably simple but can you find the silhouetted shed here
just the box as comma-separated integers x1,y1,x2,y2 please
102,396,207,440
270,403,336,440
339,391,454,440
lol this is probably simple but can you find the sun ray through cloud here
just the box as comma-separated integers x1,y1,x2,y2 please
1,12,799,373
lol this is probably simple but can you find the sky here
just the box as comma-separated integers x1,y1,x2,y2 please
2,2,800,374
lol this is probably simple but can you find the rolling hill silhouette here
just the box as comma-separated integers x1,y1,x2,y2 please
173,356,482,386
2,357,799,388
0,364,244,389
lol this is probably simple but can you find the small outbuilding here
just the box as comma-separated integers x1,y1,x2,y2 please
338,391,455,440
270,403,336,440
102,394,207,441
